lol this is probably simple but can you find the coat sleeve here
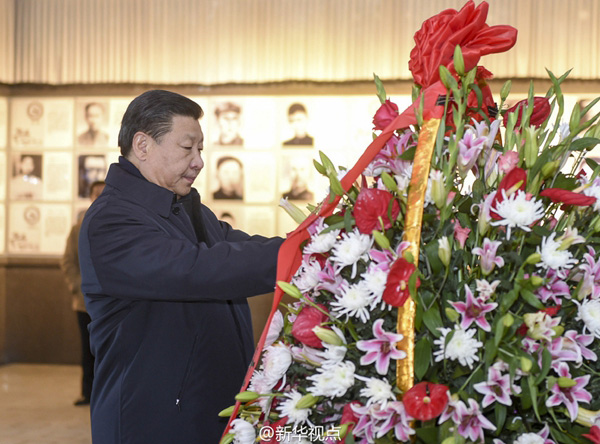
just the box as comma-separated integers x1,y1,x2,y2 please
82,201,284,302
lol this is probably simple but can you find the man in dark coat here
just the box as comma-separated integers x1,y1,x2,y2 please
79,90,283,444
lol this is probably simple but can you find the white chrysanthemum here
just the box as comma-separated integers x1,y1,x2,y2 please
248,369,274,394
576,298,600,338
490,190,545,238
330,229,372,278
583,183,600,212
262,343,292,386
330,281,373,323
536,232,577,276
513,433,546,444
361,266,388,304
304,228,341,254
231,418,256,444
307,361,355,398
316,343,347,367
358,377,396,407
277,389,311,425
264,310,284,349
433,327,483,369
292,259,323,293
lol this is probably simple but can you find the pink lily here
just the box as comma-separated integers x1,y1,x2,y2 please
450,284,497,332
454,398,496,442
356,319,407,375
472,238,505,276
473,366,520,408
546,362,592,420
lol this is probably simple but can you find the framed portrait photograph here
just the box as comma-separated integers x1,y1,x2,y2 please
108,97,133,148
0,151,5,200
77,154,108,199
76,99,112,148
242,151,277,203
280,99,316,148
279,151,316,202
0,97,7,149
10,98,74,148
209,152,246,202
9,152,43,200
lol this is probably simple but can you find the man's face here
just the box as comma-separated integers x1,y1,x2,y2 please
216,159,242,193
140,115,204,198
218,111,241,142
290,161,310,190
84,157,107,182
289,111,308,137
85,104,104,131
20,156,35,175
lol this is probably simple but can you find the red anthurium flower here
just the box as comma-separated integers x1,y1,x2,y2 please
540,188,597,207
490,167,527,220
372,99,399,131
354,188,400,235
260,417,288,443
291,304,329,348
403,381,449,421
408,0,517,88
504,97,551,128
337,401,361,443
543,305,561,317
383,258,420,307
583,425,600,444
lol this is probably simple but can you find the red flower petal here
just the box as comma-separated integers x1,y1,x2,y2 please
490,167,527,220
403,381,449,421
372,99,399,131
504,97,551,128
383,258,420,307
354,188,400,235
540,188,597,207
583,425,600,444
291,304,328,348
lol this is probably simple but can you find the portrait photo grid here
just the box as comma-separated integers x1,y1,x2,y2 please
0,93,598,255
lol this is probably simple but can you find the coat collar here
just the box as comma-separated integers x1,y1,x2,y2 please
106,156,200,219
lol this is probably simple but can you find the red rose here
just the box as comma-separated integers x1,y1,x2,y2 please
540,188,597,207
504,97,551,128
354,187,400,234
490,167,527,220
383,258,420,307
408,0,517,88
373,99,399,131
403,381,449,421
291,304,328,348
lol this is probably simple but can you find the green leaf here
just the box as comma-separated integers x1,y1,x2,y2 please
343,206,355,232
520,288,544,310
414,336,432,380
422,303,444,337
569,137,600,151
586,157,600,171
484,337,498,367
494,403,507,434
527,375,541,421
500,289,519,313
313,159,326,175
494,316,506,347
536,347,553,385
399,146,417,161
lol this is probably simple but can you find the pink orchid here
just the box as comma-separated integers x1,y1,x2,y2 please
453,398,496,442
453,220,471,249
450,284,497,331
473,366,520,408
472,238,505,275
546,362,592,420
356,319,407,375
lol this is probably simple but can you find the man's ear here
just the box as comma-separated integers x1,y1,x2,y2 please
131,132,149,161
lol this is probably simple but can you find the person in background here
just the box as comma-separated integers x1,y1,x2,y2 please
78,90,283,444
60,180,105,406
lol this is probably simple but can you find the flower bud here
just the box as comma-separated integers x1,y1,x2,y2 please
453,45,465,76
553,325,564,337
336,423,351,439
279,198,308,224
523,127,539,168
295,394,319,409
373,230,391,251
312,326,343,346
525,253,541,265
218,405,236,417
441,438,457,444
541,160,559,179
445,307,460,323
277,281,303,299
500,80,512,102
438,236,451,268
529,276,544,287
558,377,577,388
502,313,514,327
520,357,533,373
235,391,260,402
594,217,600,233
576,407,600,427
219,434,235,444
430,171,447,210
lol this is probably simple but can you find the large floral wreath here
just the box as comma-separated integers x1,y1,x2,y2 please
222,1,600,443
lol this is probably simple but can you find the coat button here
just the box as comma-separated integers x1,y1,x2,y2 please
172,206,180,215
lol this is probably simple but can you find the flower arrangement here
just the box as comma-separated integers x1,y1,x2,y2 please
221,1,600,443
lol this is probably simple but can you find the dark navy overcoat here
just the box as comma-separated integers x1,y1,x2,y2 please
79,157,283,444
